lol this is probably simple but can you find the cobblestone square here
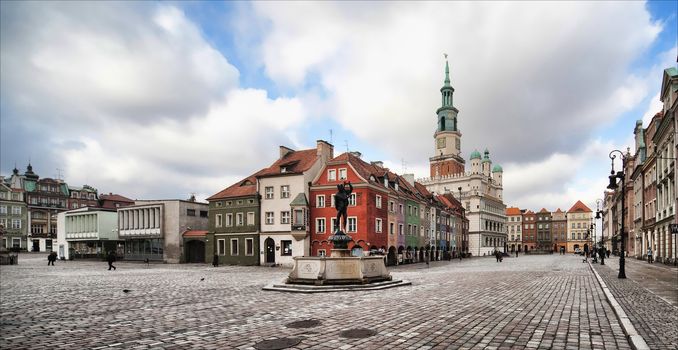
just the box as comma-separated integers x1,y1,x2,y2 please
0,254,664,349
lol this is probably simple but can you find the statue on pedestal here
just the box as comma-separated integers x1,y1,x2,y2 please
334,181,353,233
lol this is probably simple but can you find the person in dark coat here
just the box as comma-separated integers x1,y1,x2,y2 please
213,254,219,267
47,252,56,266
107,251,116,271
515,250,518,258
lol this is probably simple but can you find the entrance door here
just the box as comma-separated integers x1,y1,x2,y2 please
185,240,205,263
265,238,275,264
32,240,40,252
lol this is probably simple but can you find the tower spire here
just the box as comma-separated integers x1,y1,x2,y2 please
444,53,451,87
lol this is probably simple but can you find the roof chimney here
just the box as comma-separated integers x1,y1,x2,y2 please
279,146,294,159
349,151,362,158
316,140,334,161
402,173,415,186
371,161,384,168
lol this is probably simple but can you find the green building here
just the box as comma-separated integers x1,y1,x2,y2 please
206,170,263,266
0,180,27,250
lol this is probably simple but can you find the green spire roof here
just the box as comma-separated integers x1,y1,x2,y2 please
492,164,503,172
470,150,481,159
444,59,451,87
482,148,491,162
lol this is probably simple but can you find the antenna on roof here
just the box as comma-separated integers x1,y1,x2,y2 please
344,140,349,153
55,168,63,181
329,129,333,145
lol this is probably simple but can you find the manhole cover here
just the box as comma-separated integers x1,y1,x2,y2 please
339,328,377,339
285,319,322,329
253,338,301,350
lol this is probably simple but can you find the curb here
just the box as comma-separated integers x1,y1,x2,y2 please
588,262,650,350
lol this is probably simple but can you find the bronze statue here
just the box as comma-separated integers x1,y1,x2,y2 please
334,181,353,233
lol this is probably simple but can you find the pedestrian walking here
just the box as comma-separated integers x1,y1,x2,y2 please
213,253,219,267
606,249,610,258
515,250,518,258
425,252,430,267
107,251,117,271
598,246,605,265
459,251,462,261
47,252,56,266
583,245,589,263
647,248,653,263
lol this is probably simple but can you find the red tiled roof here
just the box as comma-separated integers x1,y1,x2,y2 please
554,208,563,213
99,194,134,202
568,200,592,213
207,168,266,200
256,149,319,178
506,207,522,215
183,230,208,237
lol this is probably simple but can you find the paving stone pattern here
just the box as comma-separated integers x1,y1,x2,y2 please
592,257,678,350
1,254,631,349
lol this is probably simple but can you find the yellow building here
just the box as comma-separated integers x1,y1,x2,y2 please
566,201,592,253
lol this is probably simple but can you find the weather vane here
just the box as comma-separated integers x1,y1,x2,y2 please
444,53,448,59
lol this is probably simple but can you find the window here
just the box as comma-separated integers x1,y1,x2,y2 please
390,222,394,235
216,202,222,207
316,218,326,233
215,214,223,227
399,224,404,235
330,218,337,232
247,212,255,225
375,218,382,233
12,238,20,248
245,238,254,256
281,185,290,199
408,224,412,235
200,210,208,218
218,239,226,255
347,217,357,232
348,193,356,206
236,213,244,226
399,204,403,214
328,169,337,181
339,168,347,180
389,201,395,212
318,249,326,257
230,238,239,255
187,209,196,216
265,186,274,199
226,214,233,227
281,211,290,224
281,240,292,256
316,195,326,208
0,206,6,214
376,195,382,208
11,219,21,229
11,206,21,215
265,212,274,225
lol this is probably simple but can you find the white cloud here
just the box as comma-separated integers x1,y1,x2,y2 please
1,2,238,126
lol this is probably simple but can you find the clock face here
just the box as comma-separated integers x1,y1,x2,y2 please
437,138,446,149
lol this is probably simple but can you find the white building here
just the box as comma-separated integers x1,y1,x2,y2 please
257,141,333,267
56,207,120,260
418,59,507,256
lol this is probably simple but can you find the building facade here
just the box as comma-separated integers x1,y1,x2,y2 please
419,59,507,257
0,180,27,250
566,201,592,253
117,199,208,263
56,207,121,260
551,209,567,252
536,208,552,251
258,141,333,267
206,171,262,266
506,207,522,252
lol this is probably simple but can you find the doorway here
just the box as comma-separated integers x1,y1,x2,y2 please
185,240,205,263
32,240,40,252
265,238,275,264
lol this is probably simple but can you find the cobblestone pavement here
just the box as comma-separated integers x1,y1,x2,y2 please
592,256,678,350
1,254,631,350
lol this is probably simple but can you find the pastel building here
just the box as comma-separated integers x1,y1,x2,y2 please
56,207,120,260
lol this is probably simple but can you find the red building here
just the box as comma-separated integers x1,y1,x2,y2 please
309,152,390,256
98,193,135,209
522,210,537,252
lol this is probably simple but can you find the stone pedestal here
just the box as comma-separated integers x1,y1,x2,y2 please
287,255,391,285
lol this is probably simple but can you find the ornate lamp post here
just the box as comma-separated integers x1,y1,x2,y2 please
595,198,605,265
607,150,626,279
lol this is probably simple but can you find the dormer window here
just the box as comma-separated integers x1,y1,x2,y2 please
281,167,287,173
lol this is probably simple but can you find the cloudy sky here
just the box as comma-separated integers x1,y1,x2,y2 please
1,1,676,213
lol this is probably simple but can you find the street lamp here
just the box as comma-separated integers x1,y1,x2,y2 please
606,150,626,279
595,198,605,265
